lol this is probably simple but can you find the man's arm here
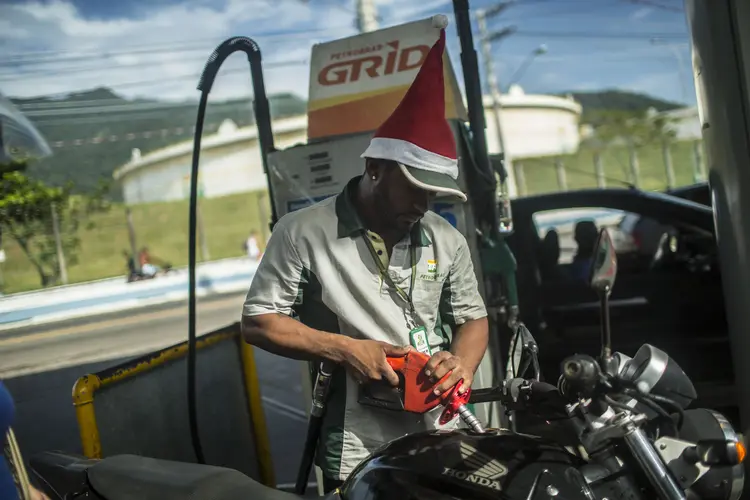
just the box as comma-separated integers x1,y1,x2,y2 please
241,219,409,385
241,313,351,363
425,237,490,395
448,316,489,377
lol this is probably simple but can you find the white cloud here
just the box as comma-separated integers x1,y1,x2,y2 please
630,7,653,20
0,0,357,101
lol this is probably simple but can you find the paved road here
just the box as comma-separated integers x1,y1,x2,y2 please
1,293,317,494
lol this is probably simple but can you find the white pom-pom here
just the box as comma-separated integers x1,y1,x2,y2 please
432,14,449,29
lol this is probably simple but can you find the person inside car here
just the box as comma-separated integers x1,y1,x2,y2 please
568,220,598,282
538,229,565,282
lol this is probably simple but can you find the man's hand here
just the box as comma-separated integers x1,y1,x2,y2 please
424,351,473,396
342,339,412,386
30,486,51,500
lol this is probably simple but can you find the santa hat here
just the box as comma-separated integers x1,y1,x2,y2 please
360,15,466,202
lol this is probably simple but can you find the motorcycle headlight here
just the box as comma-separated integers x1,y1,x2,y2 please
680,409,745,500
618,344,697,409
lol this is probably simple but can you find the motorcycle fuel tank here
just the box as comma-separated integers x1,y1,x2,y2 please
340,428,594,500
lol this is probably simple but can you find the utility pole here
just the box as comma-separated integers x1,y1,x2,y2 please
50,203,68,285
355,0,379,33
476,6,518,199
126,207,139,272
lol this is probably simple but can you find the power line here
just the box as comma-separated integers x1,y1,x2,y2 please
2,59,308,99
514,29,687,39
0,25,351,66
621,0,683,13
502,2,626,20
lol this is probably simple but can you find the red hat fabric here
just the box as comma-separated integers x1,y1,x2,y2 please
361,16,466,202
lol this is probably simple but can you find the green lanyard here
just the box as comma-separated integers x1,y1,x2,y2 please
361,230,418,316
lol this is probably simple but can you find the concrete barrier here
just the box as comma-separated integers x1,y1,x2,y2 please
0,257,258,330
0,210,624,331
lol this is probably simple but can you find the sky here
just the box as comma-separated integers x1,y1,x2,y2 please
0,0,696,107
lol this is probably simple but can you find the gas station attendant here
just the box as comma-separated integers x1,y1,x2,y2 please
241,25,489,492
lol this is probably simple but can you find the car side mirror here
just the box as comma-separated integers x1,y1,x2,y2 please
589,228,618,371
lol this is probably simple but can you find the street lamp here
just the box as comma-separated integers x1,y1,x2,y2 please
507,44,547,89
476,6,518,199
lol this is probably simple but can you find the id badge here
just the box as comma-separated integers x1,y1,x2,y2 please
409,326,432,356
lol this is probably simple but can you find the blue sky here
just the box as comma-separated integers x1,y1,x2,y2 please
0,0,695,107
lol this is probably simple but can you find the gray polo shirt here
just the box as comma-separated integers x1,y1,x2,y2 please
242,175,487,480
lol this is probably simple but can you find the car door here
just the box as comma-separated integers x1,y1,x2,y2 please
512,196,729,401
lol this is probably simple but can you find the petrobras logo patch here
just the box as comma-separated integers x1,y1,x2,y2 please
441,442,508,491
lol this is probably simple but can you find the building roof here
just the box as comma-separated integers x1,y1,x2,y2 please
482,85,583,115
114,86,582,180
113,114,308,180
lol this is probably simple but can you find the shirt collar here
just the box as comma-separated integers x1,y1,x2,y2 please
335,175,431,247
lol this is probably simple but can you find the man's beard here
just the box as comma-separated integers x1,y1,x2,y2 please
372,190,411,238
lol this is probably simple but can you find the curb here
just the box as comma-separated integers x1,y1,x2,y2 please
0,281,250,333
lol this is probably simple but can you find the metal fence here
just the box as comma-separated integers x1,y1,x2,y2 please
72,322,275,486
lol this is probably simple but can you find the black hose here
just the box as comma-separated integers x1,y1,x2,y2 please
187,36,275,466
187,91,209,465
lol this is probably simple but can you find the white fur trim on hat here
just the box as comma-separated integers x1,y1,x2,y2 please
360,137,459,179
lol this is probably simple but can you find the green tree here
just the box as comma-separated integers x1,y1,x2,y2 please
588,109,651,187
645,113,679,188
0,165,110,287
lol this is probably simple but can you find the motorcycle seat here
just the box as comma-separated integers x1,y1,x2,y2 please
87,454,300,500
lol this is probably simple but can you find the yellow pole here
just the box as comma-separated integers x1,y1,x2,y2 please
240,339,276,487
72,375,103,458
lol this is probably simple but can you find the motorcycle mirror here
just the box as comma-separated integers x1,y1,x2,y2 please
589,228,617,371
589,228,618,295
507,323,539,380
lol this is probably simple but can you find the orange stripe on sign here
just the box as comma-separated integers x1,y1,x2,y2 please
307,82,464,140
307,85,410,113
307,88,410,139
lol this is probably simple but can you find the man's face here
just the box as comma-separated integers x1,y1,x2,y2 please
368,160,435,234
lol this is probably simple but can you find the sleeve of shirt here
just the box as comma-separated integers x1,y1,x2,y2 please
444,236,488,325
242,219,305,317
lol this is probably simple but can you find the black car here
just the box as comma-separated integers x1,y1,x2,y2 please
613,183,712,257
504,186,735,420
667,182,711,206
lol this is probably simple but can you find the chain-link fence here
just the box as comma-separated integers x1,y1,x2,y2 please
513,139,706,196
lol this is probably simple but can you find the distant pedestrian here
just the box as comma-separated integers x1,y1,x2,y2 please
244,231,261,261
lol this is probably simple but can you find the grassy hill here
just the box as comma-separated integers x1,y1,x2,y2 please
555,89,685,121
9,87,684,200
1,139,704,294
2,190,271,294
11,88,307,200
0,88,698,293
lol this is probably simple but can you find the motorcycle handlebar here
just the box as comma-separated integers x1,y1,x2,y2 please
469,379,568,413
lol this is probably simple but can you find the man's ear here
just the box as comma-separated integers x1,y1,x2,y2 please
364,158,384,180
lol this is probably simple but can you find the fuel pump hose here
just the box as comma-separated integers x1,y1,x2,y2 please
188,36,276,465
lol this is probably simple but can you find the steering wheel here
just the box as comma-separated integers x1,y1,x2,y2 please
649,231,677,271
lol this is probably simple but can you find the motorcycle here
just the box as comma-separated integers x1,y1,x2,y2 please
28,228,746,500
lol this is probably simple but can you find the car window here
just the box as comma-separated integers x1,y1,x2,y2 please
531,207,706,281
532,208,626,265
